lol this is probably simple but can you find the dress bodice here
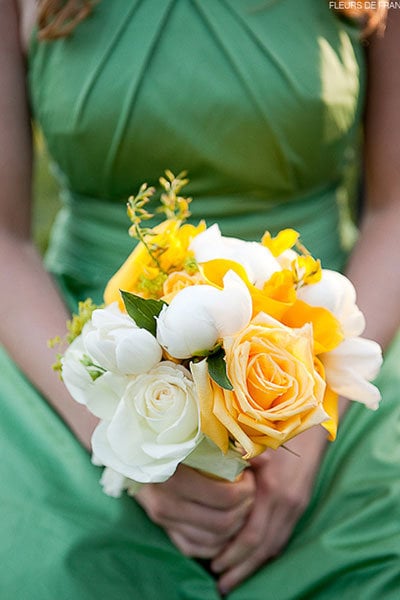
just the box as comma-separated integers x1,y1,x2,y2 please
28,0,365,302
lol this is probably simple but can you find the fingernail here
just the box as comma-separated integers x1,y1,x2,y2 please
218,583,230,597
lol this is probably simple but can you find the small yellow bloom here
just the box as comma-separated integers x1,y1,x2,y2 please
293,255,322,287
261,228,299,256
104,219,206,307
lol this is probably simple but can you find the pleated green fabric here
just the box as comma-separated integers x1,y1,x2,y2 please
1,1,400,598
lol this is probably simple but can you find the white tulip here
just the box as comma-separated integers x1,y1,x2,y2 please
320,337,382,409
91,302,136,331
190,224,281,288
298,270,382,408
82,304,162,375
156,270,252,359
91,362,203,484
297,269,365,337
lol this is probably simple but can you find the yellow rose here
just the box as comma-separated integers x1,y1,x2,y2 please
162,270,206,303
193,312,328,459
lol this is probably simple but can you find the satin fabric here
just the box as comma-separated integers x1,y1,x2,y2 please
1,1,400,598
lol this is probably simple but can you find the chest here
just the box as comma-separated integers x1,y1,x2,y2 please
27,0,365,199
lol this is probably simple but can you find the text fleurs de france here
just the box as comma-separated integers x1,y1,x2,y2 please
329,1,400,8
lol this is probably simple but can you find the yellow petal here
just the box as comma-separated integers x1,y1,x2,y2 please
190,360,229,453
293,255,322,286
262,229,299,257
250,270,297,320
103,242,150,308
200,259,250,289
104,219,206,305
282,300,344,354
321,385,338,441
213,388,265,459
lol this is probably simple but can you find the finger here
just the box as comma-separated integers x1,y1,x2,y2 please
165,520,239,557
213,495,305,594
136,483,254,534
170,465,256,509
217,549,268,596
167,529,226,559
210,505,269,575
216,506,297,595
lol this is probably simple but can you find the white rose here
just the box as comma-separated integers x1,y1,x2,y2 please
190,224,281,288
61,330,130,420
91,362,203,483
82,304,162,375
156,270,252,359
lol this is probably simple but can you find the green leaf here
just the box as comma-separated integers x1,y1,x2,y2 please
207,348,233,391
120,290,166,336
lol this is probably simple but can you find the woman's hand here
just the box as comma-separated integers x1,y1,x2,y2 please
135,464,256,559
210,425,329,595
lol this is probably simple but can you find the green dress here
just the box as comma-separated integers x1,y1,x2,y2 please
1,1,400,598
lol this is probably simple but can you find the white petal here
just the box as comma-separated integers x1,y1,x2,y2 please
99,467,128,498
321,337,383,409
231,240,281,288
157,304,219,358
91,421,157,483
276,249,298,270
115,329,162,374
92,420,189,484
142,437,201,460
83,333,118,371
91,304,136,331
211,270,252,336
156,271,251,358
190,224,281,287
61,356,93,405
298,270,365,337
85,372,129,420
61,336,93,404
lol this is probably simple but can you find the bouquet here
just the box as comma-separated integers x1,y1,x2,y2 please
54,171,383,497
